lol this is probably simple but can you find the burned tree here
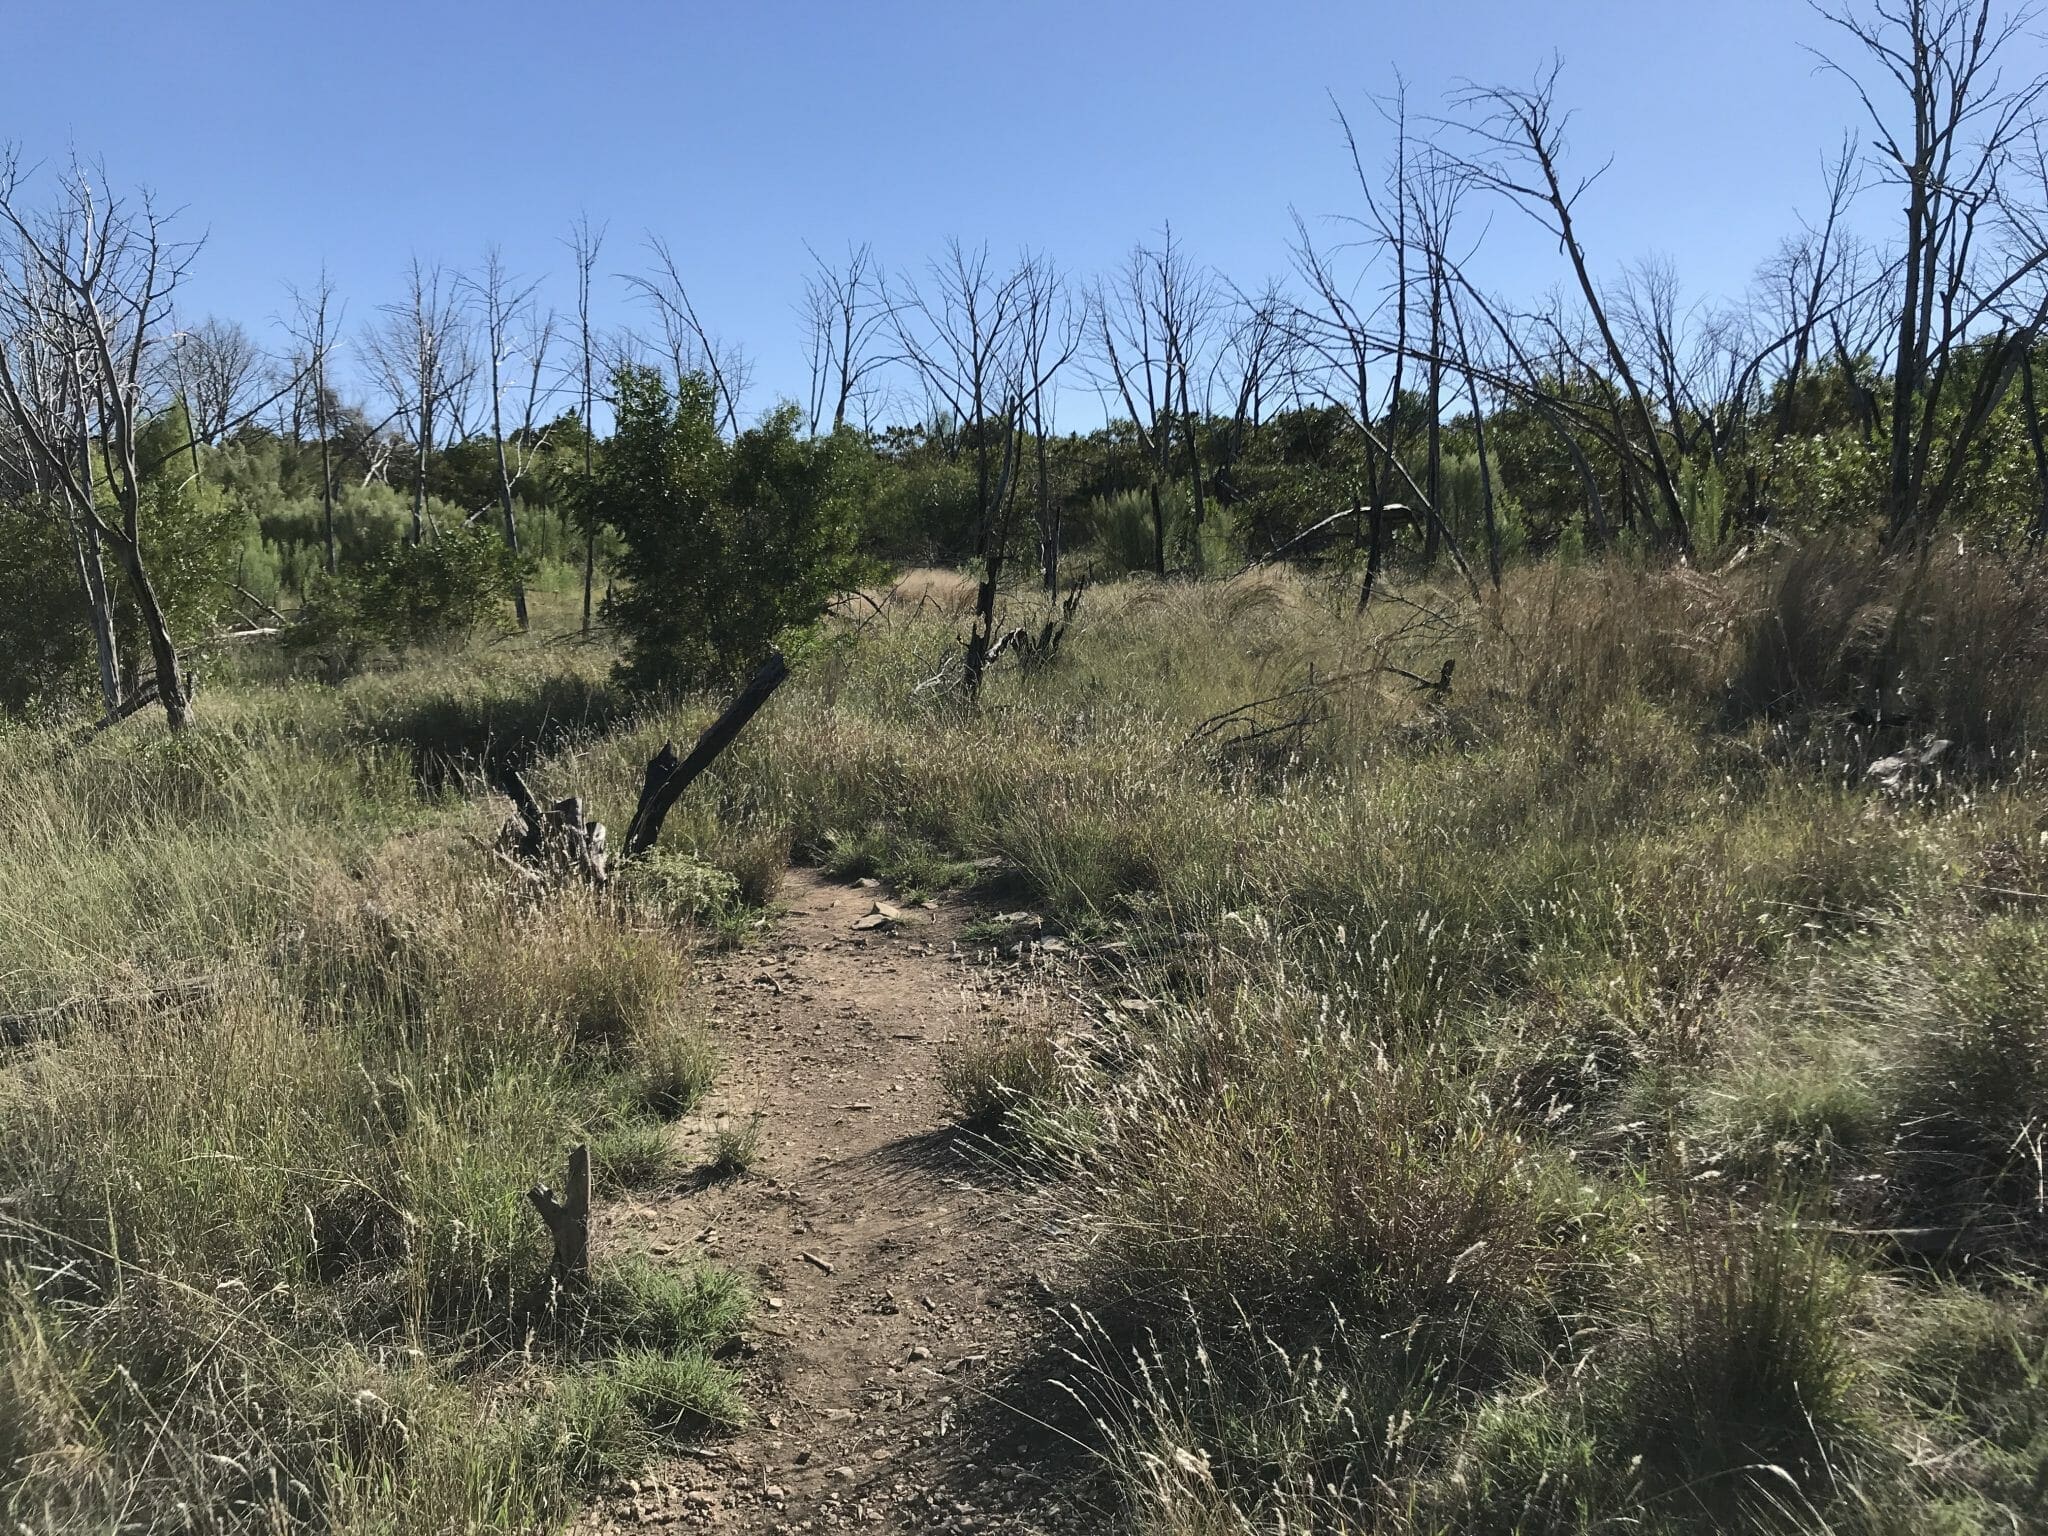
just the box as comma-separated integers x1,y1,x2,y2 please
287,272,342,575
466,247,553,630
891,241,1029,696
802,241,892,436
1013,254,1082,599
1815,0,2048,540
629,236,750,436
1091,226,1214,575
565,214,606,633
163,315,260,447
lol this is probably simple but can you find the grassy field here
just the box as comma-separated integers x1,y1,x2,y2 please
6,548,2048,1533
0,624,744,1530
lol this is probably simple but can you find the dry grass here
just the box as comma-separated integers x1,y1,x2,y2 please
863,565,979,617
9,542,2048,1531
0,643,739,1532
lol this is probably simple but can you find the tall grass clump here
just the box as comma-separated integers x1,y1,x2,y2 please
666,544,2048,1530
1729,539,2048,766
0,637,744,1531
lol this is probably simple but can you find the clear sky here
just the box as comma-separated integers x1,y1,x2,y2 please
6,0,2012,425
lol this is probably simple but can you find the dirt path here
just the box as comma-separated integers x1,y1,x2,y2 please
588,869,1078,1534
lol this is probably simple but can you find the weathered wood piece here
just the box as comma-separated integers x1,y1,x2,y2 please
528,1143,592,1294
496,767,609,883
983,579,1087,674
624,651,791,856
1,974,224,1048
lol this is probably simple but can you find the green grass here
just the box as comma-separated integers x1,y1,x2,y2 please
0,629,740,1531
706,1115,763,1177
9,547,2048,1531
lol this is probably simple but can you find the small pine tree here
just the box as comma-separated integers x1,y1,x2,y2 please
586,366,868,692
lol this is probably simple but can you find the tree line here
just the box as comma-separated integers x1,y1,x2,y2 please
5,0,2048,726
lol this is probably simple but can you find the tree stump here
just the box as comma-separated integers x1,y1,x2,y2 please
527,1143,591,1310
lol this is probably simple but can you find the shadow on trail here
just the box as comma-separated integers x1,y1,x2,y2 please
922,1322,1112,1535
869,1125,1112,1530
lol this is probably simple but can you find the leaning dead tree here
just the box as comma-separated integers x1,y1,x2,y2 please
628,235,750,435
1449,62,1693,553
495,651,791,883
0,153,198,727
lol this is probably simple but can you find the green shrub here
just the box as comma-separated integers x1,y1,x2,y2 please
621,847,744,927
0,496,95,714
587,366,868,692
286,523,521,678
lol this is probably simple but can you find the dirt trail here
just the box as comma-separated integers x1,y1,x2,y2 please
588,869,1078,1534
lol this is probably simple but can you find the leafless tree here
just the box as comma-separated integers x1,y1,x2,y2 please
1336,81,1422,591
1432,245,1612,561
362,257,472,546
1091,225,1214,574
0,238,123,707
465,247,549,629
1206,282,1298,517
892,239,1026,540
1814,0,2048,538
1292,181,1481,604
0,153,198,725
160,314,259,444
1445,281,1505,585
627,236,748,434
891,240,1033,694
1012,254,1082,597
802,241,892,435
565,214,605,632
1450,62,1693,552
286,271,341,574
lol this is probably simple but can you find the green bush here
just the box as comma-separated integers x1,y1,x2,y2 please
285,523,521,677
0,496,95,714
586,366,867,692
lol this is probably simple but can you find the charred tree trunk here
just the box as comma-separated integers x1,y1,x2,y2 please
963,414,1024,699
2023,349,2048,544
115,542,189,730
1423,271,1444,565
623,652,792,856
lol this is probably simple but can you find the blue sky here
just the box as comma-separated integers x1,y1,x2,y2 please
6,1,1996,425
